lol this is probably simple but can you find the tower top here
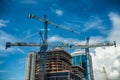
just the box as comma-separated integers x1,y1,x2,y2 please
71,49,85,56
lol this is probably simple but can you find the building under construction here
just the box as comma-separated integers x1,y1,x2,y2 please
25,48,85,80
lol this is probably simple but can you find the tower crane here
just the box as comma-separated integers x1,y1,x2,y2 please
28,14,80,80
76,37,116,80
5,14,116,80
103,67,109,80
6,39,116,80
5,14,80,80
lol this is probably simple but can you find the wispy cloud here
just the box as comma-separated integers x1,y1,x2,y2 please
17,58,26,70
0,30,25,56
89,36,105,44
0,30,17,53
48,35,107,47
55,9,63,16
0,61,4,64
39,28,51,31
48,35,79,44
83,16,107,33
18,58,26,64
0,70,7,73
0,19,9,28
61,22,81,31
8,78,17,80
21,29,40,42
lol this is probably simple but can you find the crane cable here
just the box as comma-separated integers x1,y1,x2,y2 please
20,32,39,42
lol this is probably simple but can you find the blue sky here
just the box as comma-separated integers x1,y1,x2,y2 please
0,0,120,80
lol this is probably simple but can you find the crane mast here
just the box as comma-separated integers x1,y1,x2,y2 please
38,15,48,80
85,37,91,80
103,67,109,80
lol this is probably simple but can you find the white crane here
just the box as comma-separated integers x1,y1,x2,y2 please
103,67,109,80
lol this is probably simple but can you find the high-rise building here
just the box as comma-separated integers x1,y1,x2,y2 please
25,51,42,80
46,48,83,80
25,52,37,80
25,48,86,80
71,49,94,80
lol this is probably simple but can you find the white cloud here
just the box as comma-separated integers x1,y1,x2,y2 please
89,36,105,44
91,12,120,80
0,19,9,28
113,59,120,69
61,22,81,31
91,46,120,80
107,12,120,42
56,9,63,16
110,70,120,79
48,35,79,44
39,28,51,31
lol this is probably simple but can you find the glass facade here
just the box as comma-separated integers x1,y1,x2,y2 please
71,49,94,80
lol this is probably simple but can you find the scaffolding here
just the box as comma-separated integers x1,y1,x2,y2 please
47,71,81,80
46,48,85,80
72,66,85,79
46,48,72,73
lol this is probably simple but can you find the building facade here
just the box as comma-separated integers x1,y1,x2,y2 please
25,52,37,80
25,48,86,80
46,48,84,80
71,49,94,80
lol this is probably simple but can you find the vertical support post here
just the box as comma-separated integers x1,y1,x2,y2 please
44,15,48,45
43,15,48,80
38,15,48,80
85,37,90,80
